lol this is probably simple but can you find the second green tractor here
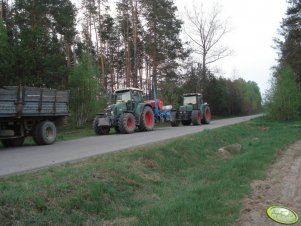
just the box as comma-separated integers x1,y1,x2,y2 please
170,93,211,127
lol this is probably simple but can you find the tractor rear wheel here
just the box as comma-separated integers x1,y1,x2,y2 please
118,113,136,134
182,120,191,126
192,110,202,125
201,106,211,124
93,116,110,135
139,106,154,131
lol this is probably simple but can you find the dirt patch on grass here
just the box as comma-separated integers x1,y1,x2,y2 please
97,217,137,226
234,140,301,226
217,143,242,158
140,158,158,169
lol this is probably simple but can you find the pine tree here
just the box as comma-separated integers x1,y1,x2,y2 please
275,0,301,86
7,0,76,88
141,0,185,88
0,18,13,86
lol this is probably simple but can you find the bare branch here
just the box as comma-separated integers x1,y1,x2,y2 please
184,1,232,75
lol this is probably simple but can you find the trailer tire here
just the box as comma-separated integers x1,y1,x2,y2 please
1,137,25,147
192,110,202,125
201,106,211,124
139,106,154,131
118,113,136,134
93,117,110,135
33,121,56,145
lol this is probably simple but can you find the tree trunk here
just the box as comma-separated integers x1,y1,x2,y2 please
131,0,138,88
123,6,131,87
98,0,106,92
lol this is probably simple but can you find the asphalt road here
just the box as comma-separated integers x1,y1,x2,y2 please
0,115,261,177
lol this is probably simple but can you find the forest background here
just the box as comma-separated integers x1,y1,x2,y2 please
1,0,298,126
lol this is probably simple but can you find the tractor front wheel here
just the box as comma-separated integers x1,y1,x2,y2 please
95,126,110,135
201,106,211,124
118,113,136,134
93,117,110,135
192,110,202,125
171,120,179,127
182,120,191,126
114,126,121,133
139,106,154,131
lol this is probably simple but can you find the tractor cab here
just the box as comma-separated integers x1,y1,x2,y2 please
115,88,143,104
182,93,203,110
113,88,144,112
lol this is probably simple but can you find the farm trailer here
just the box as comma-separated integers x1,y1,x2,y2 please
0,86,69,147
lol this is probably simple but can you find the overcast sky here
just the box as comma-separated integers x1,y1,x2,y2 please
175,0,287,95
74,0,287,95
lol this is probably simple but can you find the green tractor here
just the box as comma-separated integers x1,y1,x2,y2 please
170,93,211,127
93,88,155,135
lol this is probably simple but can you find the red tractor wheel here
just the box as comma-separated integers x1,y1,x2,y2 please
139,106,154,131
201,106,211,124
118,113,136,134
192,110,201,125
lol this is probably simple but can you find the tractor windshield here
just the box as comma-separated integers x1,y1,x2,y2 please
115,91,131,103
183,96,197,105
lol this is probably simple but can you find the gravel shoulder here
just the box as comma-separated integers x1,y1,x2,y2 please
234,140,301,226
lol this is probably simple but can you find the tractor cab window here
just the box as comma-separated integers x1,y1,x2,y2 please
115,91,131,103
183,96,197,105
198,96,203,104
132,90,142,102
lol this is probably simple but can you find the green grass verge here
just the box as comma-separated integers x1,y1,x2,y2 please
1,117,301,225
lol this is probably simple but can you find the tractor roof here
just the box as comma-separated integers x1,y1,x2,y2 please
114,87,143,93
183,93,202,97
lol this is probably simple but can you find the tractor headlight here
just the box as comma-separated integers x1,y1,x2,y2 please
105,106,112,116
